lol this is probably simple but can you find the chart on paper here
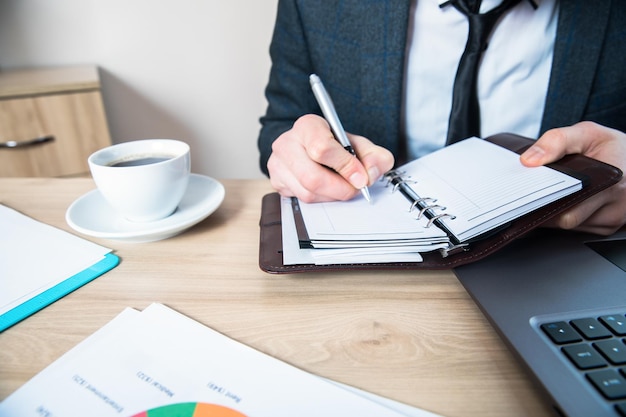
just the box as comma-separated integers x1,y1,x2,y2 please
131,402,247,417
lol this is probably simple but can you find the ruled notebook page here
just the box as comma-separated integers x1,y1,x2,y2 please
400,138,582,242
297,179,448,243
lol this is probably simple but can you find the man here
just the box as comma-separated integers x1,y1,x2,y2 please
258,0,626,235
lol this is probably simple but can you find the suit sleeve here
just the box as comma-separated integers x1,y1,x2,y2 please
257,0,319,176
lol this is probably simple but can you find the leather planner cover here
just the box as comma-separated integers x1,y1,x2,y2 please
258,133,623,273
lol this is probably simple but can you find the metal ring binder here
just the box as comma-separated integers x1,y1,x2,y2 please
391,178,417,193
383,170,404,187
439,242,468,258
383,167,458,239
384,170,417,192
392,181,404,193
426,213,456,228
417,205,446,220
384,170,404,180
409,198,437,212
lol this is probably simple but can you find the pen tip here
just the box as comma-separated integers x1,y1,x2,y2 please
361,187,372,203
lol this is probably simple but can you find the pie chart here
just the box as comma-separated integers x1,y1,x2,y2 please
131,402,248,417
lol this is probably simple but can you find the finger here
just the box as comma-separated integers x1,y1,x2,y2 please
545,193,603,231
541,175,626,235
520,121,610,167
269,120,360,202
304,136,370,190
297,116,370,190
547,202,625,236
283,156,360,203
349,134,395,185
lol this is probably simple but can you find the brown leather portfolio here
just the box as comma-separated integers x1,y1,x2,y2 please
259,133,623,273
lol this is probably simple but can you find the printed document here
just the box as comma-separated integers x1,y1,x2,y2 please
0,303,443,417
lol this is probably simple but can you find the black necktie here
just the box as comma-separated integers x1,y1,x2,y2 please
445,0,523,144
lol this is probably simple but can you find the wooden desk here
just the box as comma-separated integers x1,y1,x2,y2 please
0,178,553,417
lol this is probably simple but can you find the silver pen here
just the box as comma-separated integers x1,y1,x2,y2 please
309,74,372,203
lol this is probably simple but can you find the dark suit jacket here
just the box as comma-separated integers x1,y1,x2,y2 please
258,0,626,175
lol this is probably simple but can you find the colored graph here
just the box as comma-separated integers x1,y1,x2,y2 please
131,402,247,417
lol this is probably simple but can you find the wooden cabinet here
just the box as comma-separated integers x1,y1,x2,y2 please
0,66,112,177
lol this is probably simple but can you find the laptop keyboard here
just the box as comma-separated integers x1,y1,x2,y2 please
542,314,626,416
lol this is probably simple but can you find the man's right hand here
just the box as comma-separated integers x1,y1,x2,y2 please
267,114,395,203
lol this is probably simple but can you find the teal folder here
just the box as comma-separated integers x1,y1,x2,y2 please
0,253,120,332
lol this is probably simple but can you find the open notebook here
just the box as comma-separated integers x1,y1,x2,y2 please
259,134,622,273
295,137,580,249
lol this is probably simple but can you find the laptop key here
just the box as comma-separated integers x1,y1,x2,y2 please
542,321,583,344
594,339,626,365
600,315,626,336
587,369,626,400
562,344,607,369
571,317,613,340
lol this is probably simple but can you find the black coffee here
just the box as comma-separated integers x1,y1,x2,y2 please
108,156,172,167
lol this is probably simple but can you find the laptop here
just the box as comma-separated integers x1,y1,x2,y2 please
454,228,626,417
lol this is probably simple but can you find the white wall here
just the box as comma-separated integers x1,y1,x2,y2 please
0,0,279,179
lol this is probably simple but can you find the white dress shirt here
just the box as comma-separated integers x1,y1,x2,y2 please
404,0,559,159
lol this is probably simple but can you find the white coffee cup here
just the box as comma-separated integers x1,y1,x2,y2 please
88,139,191,222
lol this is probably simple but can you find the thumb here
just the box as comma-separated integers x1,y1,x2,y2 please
520,129,570,167
520,122,601,167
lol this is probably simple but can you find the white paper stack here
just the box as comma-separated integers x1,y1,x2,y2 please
0,303,442,417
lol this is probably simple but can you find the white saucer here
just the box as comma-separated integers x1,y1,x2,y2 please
66,174,225,243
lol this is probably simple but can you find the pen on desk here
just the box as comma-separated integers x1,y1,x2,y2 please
309,74,372,203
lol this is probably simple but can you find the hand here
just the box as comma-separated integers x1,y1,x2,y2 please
521,121,626,235
267,114,395,203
